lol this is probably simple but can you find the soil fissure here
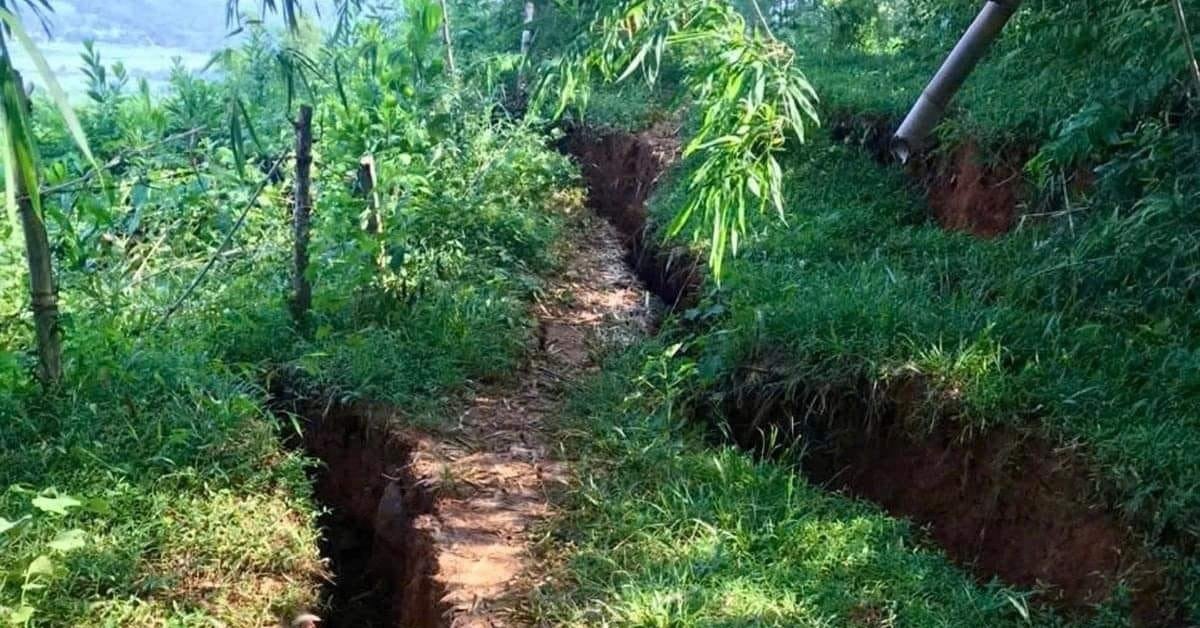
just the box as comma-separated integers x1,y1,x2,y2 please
278,169,659,626
279,122,1174,628
269,392,444,628
568,126,1180,625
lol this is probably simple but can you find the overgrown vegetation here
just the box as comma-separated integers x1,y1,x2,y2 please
539,0,1200,624
0,2,575,624
4,0,1200,625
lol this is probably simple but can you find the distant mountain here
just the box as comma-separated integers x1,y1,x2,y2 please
12,1,296,97
28,0,231,51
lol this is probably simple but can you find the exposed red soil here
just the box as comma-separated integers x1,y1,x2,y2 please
821,425,1172,624
284,203,659,628
830,113,1028,238
717,372,1178,625
562,124,702,310
921,142,1025,237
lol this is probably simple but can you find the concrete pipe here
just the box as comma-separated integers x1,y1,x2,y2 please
892,0,1024,163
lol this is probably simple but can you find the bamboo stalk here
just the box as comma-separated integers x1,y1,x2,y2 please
16,156,61,386
893,0,1023,161
1171,0,1200,100
749,0,777,41
10,68,61,386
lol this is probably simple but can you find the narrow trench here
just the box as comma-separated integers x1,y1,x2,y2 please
267,125,672,627
264,126,672,628
272,123,1180,628
565,126,1184,626
271,381,444,628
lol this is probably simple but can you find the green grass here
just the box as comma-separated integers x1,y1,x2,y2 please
0,117,577,625
535,4,1200,623
533,343,1058,627
638,130,1200,618
567,77,682,133
536,123,1200,628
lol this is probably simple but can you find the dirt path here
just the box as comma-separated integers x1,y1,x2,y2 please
400,209,657,626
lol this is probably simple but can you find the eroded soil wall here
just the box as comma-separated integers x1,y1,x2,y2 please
717,374,1175,624
562,125,701,310
273,387,447,628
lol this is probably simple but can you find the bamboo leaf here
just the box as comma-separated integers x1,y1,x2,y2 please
0,515,29,535
0,9,96,169
0,94,18,242
31,492,81,515
616,41,651,82
24,554,53,578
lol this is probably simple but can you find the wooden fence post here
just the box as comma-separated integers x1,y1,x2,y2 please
357,154,380,235
291,104,314,322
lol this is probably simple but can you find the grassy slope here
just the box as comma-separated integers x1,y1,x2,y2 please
535,343,1051,627
540,2,1200,625
0,121,575,625
771,4,1200,610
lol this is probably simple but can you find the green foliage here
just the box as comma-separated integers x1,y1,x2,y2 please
6,0,1200,624
533,342,1050,626
825,0,882,48
0,2,579,623
540,0,819,278
0,489,91,626
642,78,1200,628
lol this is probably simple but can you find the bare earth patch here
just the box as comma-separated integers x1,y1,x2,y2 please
403,209,657,626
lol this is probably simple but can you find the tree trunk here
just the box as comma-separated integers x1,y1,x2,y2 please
291,104,313,322
10,69,62,386
439,0,458,79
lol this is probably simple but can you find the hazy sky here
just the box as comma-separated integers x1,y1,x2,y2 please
26,1,231,50
12,0,280,97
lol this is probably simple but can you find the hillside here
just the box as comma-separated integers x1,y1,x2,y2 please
26,0,228,50
14,0,271,95
1,1,1198,627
